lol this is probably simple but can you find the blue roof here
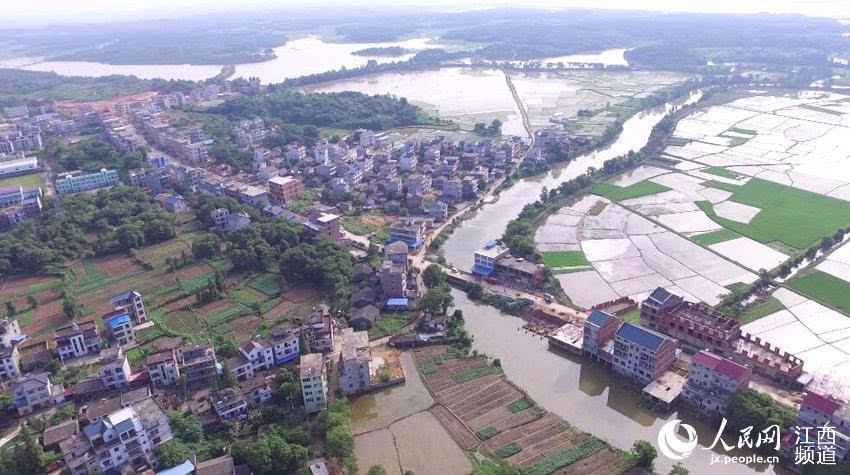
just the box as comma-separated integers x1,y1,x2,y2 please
616,322,670,351
648,287,673,304
472,264,493,276
387,298,409,306
107,314,131,328
11,334,26,342
157,459,195,475
587,309,614,327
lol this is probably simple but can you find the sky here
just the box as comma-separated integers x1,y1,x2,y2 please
6,0,850,26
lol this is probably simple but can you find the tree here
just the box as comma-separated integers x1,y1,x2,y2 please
26,295,37,309
326,424,355,459
167,411,204,443
631,440,656,467
17,427,46,475
670,463,689,475
367,466,387,475
5,301,15,316
192,234,221,259
422,263,446,288
417,287,453,314
466,282,484,299
156,440,189,469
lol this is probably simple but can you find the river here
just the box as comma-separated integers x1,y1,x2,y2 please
451,290,779,474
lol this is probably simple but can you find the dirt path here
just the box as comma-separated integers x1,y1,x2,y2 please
501,68,533,140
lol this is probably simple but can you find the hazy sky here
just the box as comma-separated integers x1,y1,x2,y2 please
7,0,850,25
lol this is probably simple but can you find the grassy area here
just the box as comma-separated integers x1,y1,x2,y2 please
341,216,377,236
698,178,850,250
286,188,316,214
507,398,532,413
619,308,641,324
452,365,501,384
729,127,757,135
691,229,740,246
246,273,281,296
588,201,607,216
476,427,500,440
591,180,671,201
702,167,744,180
367,313,409,340
787,271,850,315
0,172,46,189
739,296,785,324
494,442,521,458
542,251,590,268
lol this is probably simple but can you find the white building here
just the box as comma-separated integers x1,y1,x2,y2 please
146,349,180,386
211,388,248,422
110,290,147,324
338,328,372,396
300,353,328,414
11,372,60,416
99,347,131,390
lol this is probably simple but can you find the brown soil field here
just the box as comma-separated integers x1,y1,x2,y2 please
94,254,143,277
282,285,322,304
55,91,158,112
175,263,214,280
225,315,265,342
557,447,622,475
430,405,479,450
0,276,58,298
163,295,197,312
362,214,395,228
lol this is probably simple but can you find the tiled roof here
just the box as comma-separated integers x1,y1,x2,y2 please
648,287,673,304
616,322,671,351
692,350,749,382
804,391,842,416
587,309,615,327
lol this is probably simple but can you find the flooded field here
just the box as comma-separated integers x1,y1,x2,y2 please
510,70,686,134
450,290,778,474
349,352,434,435
306,67,528,137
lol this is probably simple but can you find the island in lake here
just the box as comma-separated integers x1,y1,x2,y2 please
351,46,410,56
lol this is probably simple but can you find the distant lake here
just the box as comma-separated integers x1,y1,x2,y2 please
0,41,631,83
0,36,442,83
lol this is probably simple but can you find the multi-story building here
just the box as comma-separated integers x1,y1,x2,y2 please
55,321,102,361
211,388,248,422
11,372,58,415
238,375,273,408
176,341,218,388
472,241,510,277
384,240,409,270
682,350,750,416
582,309,621,363
0,317,23,348
55,169,119,195
388,218,428,248
380,261,407,299
793,391,850,461
300,353,328,414
308,305,334,353
225,353,253,382
110,290,147,324
0,345,21,382
493,256,546,286
61,398,171,475
268,176,303,205
146,349,180,386
268,322,300,365
613,322,678,385
241,340,275,372
339,329,372,396
102,310,136,345
641,287,741,355
99,347,131,390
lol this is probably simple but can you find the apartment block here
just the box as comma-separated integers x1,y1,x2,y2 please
268,175,303,205
99,347,132,390
613,322,678,385
339,329,372,396
55,169,119,195
176,341,218,388
110,290,147,324
682,350,751,416
300,353,328,414
582,309,621,363
55,321,102,361
145,349,180,386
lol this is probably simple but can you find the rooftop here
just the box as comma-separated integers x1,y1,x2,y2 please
42,419,79,446
692,350,750,382
804,391,842,416
300,353,324,379
642,370,687,405
586,309,617,328
616,322,674,352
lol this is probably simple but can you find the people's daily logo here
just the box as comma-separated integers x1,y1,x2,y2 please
658,419,698,461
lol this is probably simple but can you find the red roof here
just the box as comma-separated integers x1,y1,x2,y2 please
804,391,841,415
692,350,749,382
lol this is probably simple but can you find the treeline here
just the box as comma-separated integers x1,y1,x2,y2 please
211,89,437,131
188,194,353,310
45,138,144,179
351,46,409,57
0,68,197,108
280,49,468,88
0,186,175,274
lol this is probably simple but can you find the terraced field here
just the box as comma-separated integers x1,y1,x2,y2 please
413,346,626,474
